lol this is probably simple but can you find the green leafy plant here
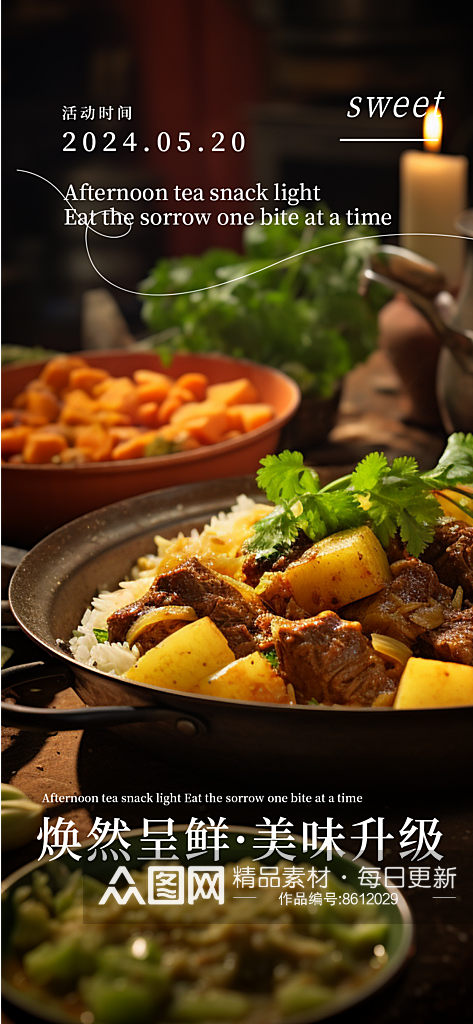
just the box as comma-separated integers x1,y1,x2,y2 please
140,213,386,397
245,433,473,560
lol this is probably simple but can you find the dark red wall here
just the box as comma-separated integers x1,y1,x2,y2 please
118,0,265,254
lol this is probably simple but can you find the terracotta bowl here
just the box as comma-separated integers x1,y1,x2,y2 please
2,350,300,547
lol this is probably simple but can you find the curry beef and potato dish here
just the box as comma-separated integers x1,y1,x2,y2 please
70,438,473,709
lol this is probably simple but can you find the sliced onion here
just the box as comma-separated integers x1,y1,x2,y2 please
452,586,463,610
218,572,263,607
371,633,412,667
409,604,444,629
126,606,197,646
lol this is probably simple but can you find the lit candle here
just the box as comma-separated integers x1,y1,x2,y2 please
400,108,468,289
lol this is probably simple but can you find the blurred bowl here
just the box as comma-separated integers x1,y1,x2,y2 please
1,826,414,1024
2,351,300,547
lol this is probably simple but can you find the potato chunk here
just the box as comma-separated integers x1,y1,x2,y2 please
124,617,234,691
257,526,391,616
196,652,291,703
394,658,473,708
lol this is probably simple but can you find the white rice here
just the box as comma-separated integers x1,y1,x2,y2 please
69,495,263,677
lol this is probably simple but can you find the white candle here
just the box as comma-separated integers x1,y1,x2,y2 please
400,110,468,289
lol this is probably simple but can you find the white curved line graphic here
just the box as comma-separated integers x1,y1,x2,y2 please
18,167,470,299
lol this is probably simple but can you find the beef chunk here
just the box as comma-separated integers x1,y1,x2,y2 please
272,611,401,706
242,531,313,587
107,591,182,646
108,557,265,657
384,532,408,565
253,612,275,649
420,520,473,599
341,559,453,647
415,607,473,665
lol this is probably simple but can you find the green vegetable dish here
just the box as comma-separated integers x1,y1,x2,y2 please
2,838,412,1024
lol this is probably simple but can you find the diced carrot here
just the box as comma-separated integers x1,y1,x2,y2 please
12,390,28,409
68,367,110,393
17,411,49,427
109,426,142,445
59,389,98,425
26,389,60,422
93,409,131,428
206,378,259,406
14,380,54,411
158,395,184,425
133,370,173,392
14,385,50,415
136,401,159,428
238,403,275,432
171,400,224,424
4,360,274,462
167,385,195,404
92,377,117,397
225,407,244,431
39,423,71,438
136,381,173,405
96,378,139,417
74,423,114,461
174,372,208,401
23,431,68,463
158,424,190,441
39,355,87,391
27,379,54,392
111,431,160,460
1,411,16,429
171,402,231,439
182,410,228,445
1,425,32,456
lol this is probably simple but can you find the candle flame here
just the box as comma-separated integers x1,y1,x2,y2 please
423,106,442,152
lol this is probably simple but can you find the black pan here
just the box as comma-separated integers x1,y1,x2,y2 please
3,476,472,791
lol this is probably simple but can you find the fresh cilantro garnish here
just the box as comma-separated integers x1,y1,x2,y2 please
261,648,279,670
245,504,300,560
257,450,319,502
422,432,473,487
351,451,389,492
349,452,440,556
246,452,366,560
247,435,473,561
93,628,109,644
301,490,368,543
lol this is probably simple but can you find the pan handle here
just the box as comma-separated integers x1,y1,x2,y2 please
1,661,207,737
